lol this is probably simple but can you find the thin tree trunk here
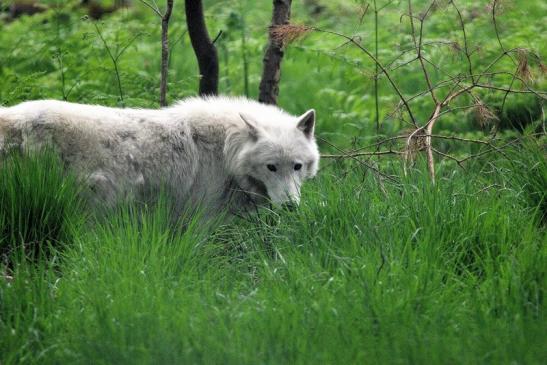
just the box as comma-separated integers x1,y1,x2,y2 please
185,0,219,96
160,0,174,106
241,18,249,98
258,0,292,105
373,0,379,133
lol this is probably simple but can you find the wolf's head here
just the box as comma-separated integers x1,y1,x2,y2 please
227,109,319,209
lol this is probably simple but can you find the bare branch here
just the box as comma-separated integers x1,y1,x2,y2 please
451,1,474,82
318,137,399,183
322,150,403,159
457,139,518,164
138,0,162,17
491,0,514,60
93,22,125,104
314,27,419,127
407,0,438,103
289,2,545,184
432,148,466,170
473,83,546,98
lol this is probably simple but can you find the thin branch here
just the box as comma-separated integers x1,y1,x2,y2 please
491,0,516,67
138,0,162,17
318,137,399,183
93,22,124,104
115,32,143,62
314,27,419,127
358,3,370,25
378,0,397,12
477,48,520,81
373,0,380,132
408,0,438,103
499,70,518,116
473,83,546,97
383,40,462,70
322,150,403,158
212,30,223,44
428,134,492,146
349,135,410,153
451,0,474,83
432,148,466,170
458,139,518,164
387,56,418,73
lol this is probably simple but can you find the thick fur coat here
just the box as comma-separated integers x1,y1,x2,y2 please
0,96,320,214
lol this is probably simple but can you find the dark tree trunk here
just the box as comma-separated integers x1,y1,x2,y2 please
258,0,292,105
185,0,219,96
160,0,174,106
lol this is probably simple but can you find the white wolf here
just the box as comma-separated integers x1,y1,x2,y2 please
0,96,319,213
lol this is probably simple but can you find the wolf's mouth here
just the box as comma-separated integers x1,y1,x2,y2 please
246,175,269,200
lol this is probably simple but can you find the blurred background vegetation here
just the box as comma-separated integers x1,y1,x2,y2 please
1,0,544,150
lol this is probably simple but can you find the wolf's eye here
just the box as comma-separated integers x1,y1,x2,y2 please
294,163,302,171
267,164,277,172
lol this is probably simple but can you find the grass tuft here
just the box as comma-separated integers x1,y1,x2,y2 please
0,149,84,261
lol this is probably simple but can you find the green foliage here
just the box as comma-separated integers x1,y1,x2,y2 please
497,95,543,132
0,149,84,260
1,1,544,146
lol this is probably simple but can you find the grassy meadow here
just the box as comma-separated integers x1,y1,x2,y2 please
1,0,546,363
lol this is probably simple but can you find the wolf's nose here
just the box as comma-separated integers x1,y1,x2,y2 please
281,201,298,211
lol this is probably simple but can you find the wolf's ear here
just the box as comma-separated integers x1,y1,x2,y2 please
239,113,261,141
297,109,315,139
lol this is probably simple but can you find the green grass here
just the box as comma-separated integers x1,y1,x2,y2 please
0,149,84,259
1,144,545,364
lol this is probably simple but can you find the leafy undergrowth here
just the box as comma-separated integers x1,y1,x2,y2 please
1,143,545,364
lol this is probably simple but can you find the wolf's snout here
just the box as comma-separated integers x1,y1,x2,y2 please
272,191,300,208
